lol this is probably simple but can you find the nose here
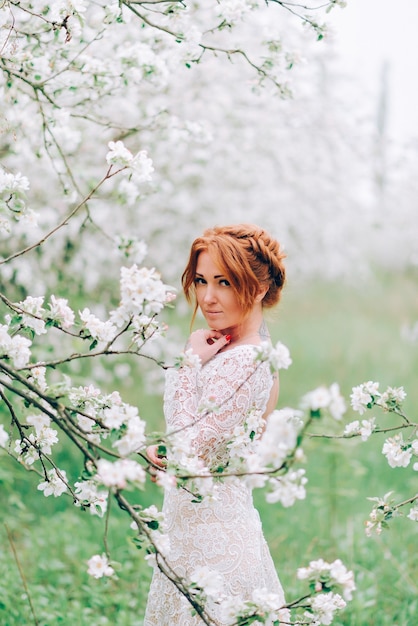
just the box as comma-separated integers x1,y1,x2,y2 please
203,284,217,303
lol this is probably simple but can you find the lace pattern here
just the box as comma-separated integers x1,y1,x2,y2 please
144,345,287,625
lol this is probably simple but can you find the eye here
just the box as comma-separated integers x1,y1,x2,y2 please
219,279,231,287
194,277,206,285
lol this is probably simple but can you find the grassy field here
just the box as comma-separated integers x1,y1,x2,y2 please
1,270,417,625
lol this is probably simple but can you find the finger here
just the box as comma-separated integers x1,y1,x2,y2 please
208,333,231,354
146,445,161,465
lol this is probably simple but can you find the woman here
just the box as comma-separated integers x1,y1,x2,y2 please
144,224,289,625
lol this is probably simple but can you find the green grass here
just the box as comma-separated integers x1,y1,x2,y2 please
1,270,417,625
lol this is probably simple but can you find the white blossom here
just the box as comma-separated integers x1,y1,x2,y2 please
74,480,108,517
308,592,347,625
113,414,146,456
87,553,115,579
16,296,46,335
176,348,202,370
253,340,292,371
407,505,418,521
48,296,75,329
256,407,302,468
266,468,307,507
350,381,380,415
96,458,146,489
111,265,173,325
7,333,32,368
301,383,346,420
28,366,48,392
38,468,68,497
382,434,412,468
380,386,407,410
190,566,225,599
79,308,117,343
344,417,376,441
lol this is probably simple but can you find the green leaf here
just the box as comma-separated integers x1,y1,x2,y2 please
146,520,159,530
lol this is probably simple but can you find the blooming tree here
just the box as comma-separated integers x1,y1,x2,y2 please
1,1,417,625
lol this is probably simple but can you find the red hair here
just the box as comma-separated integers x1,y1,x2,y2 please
182,224,286,322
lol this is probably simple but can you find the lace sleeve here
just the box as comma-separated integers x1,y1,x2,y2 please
164,346,273,468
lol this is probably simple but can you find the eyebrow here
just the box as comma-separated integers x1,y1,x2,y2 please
195,272,226,279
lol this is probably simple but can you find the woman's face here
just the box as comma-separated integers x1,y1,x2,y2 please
194,251,244,331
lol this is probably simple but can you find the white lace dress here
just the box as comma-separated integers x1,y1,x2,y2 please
143,345,287,625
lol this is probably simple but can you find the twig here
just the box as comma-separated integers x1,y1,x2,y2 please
5,523,40,626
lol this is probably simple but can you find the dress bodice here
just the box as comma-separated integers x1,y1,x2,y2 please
163,345,273,469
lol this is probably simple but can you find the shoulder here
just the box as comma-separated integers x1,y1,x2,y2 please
207,344,270,375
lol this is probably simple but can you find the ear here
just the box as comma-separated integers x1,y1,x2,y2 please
255,287,268,303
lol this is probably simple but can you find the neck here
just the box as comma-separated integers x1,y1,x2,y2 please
224,315,269,346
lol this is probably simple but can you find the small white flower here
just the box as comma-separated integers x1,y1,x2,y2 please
106,140,133,167
87,553,114,579
407,505,418,521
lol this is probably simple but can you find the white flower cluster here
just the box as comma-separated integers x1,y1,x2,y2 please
4,295,74,349
96,458,146,490
48,295,76,329
79,307,118,344
0,167,33,234
266,468,307,507
219,586,290,625
301,383,346,421
0,324,32,368
14,414,59,466
253,340,292,372
111,265,175,326
74,479,108,517
350,381,406,415
382,434,418,469
304,592,347,626
242,408,305,498
106,140,154,183
343,417,376,441
37,468,68,498
68,384,146,454
297,558,356,601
